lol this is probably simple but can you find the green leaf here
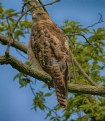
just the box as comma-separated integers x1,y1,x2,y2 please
45,111,52,120
19,20,32,29
38,102,45,111
44,93,52,97
5,9,15,15
13,72,23,81
0,6,4,13
25,61,31,66
0,26,5,32
14,30,25,39
19,78,31,87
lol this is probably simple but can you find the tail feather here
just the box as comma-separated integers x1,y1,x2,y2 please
54,79,67,108
54,75,67,108
52,63,68,108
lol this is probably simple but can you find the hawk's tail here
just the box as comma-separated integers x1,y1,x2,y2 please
52,63,68,108
54,78,67,108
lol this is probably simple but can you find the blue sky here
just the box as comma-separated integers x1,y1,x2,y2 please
0,0,105,121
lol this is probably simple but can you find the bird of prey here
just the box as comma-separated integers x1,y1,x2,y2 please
28,9,69,108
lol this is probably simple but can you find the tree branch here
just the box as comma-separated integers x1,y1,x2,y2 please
66,33,91,45
68,84,105,96
0,54,52,85
69,49,98,86
37,0,48,13
0,34,27,54
86,12,104,29
0,54,105,96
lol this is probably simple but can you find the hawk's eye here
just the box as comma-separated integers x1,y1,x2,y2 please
37,13,43,16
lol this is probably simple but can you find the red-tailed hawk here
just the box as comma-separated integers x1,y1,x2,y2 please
28,9,69,108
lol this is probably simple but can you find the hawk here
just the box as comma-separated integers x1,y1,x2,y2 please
28,9,69,108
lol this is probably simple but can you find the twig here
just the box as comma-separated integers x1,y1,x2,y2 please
98,12,104,22
37,0,48,13
29,82,36,96
66,33,91,45
33,0,60,7
6,12,21,18
5,17,13,56
69,49,98,86
72,53,77,82
86,12,104,29
16,49,28,60
21,1,27,13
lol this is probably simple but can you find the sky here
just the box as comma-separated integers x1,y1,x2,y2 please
0,0,105,121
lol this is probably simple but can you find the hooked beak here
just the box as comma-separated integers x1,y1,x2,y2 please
32,15,37,20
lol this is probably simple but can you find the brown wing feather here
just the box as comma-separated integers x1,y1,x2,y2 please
29,22,69,108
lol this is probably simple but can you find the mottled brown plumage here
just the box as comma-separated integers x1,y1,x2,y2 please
28,10,69,108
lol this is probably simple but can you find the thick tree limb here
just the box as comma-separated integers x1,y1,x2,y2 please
0,54,105,96
0,34,27,53
68,84,105,95
0,54,52,85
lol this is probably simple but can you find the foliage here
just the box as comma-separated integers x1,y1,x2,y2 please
1,1,105,121
13,72,31,87
0,3,32,39
62,21,105,121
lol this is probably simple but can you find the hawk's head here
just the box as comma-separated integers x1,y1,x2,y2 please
32,10,50,22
